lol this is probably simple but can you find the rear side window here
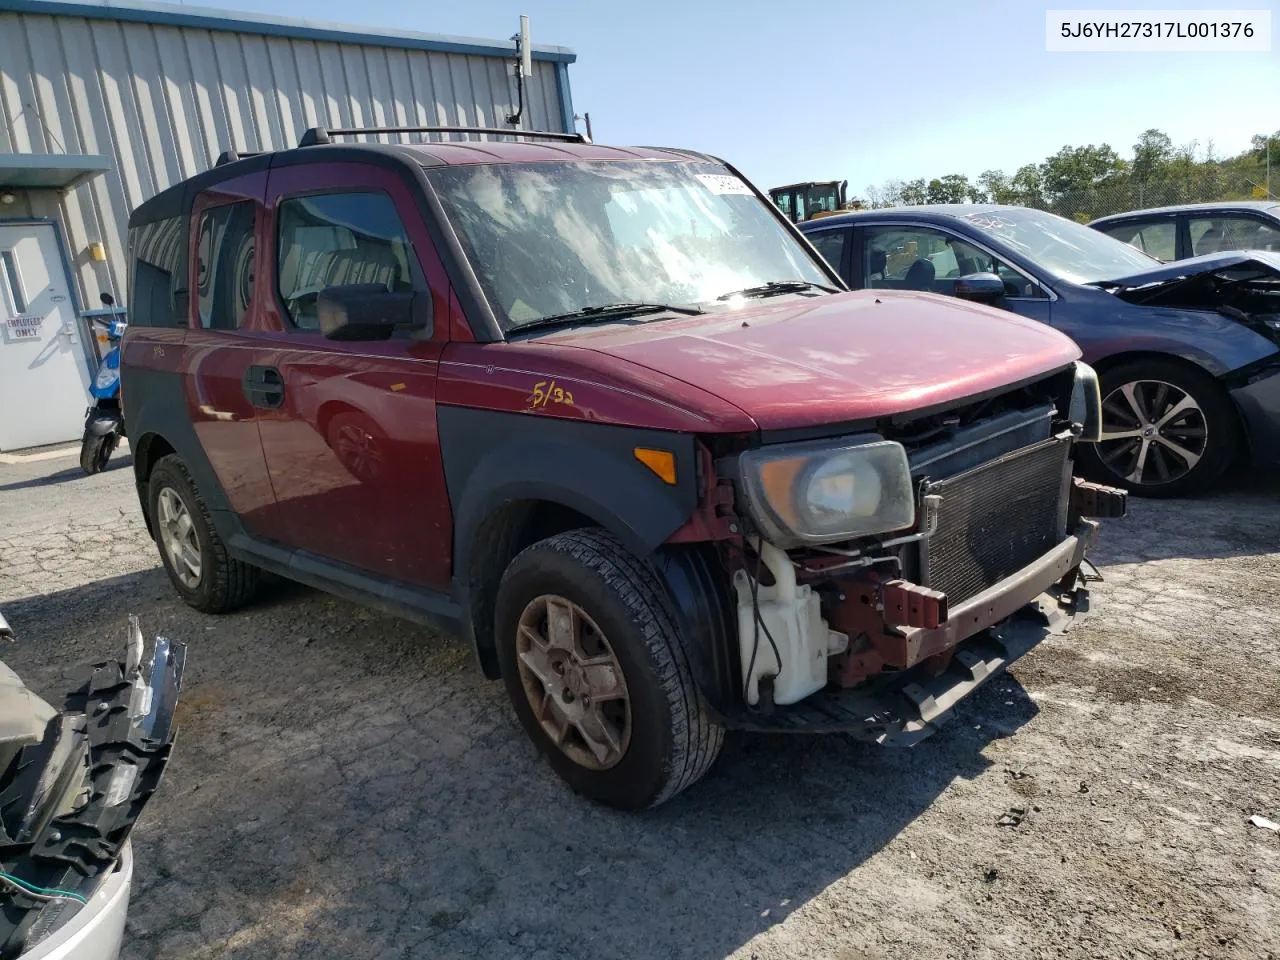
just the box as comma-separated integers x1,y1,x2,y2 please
196,202,256,330
128,216,188,327
276,192,416,331
1189,216,1280,256
1098,220,1176,261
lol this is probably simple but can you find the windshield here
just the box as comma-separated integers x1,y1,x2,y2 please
959,207,1158,284
426,161,832,332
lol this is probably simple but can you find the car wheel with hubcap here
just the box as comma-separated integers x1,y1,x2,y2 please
495,529,723,809
147,454,259,612
1078,359,1239,497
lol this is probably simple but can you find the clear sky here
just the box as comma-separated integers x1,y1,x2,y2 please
194,0,1277,193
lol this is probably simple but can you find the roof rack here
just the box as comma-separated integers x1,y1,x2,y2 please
298,125,588,147
215,149,267,166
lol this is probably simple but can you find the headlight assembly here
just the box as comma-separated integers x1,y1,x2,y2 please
1069,361,1102,443
737,437,915,547
94,364,120,391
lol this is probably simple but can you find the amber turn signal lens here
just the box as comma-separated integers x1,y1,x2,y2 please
634,447,677,485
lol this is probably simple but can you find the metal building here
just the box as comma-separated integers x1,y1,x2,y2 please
0,0,576,450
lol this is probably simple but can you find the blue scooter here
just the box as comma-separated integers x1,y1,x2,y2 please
80,292,127,475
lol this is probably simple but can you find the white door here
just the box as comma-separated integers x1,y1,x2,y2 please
0,222,92,451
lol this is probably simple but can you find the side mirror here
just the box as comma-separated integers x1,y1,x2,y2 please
953,272,1005,303
317,284,429,341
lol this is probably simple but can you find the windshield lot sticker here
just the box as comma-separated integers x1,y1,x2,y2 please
529,379,575,410
697,174,753,196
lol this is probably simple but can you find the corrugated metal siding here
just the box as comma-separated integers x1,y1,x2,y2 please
0,10,567,308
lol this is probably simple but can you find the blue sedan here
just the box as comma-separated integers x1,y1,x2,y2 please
799,205,1280,496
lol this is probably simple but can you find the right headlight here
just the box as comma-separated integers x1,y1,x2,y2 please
737,437,915,548
1069,361,1103,442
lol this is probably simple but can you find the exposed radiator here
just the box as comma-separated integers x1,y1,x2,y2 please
921,437,1071,605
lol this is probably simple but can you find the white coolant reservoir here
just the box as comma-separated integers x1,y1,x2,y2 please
733,541,844,706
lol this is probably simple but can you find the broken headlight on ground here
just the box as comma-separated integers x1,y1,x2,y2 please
0,616,184,960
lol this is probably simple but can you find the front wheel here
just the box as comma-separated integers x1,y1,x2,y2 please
79,429,117,475
1077,359,1241,497
494,529,723,809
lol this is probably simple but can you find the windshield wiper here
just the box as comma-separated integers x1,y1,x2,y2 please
509,302,704,334
716,279,840,301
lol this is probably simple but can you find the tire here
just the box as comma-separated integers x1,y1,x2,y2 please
1077,358,1241,498
79,430,116,475
495,529,723,809
147,454,259,613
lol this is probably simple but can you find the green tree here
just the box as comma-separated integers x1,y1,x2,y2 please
926,173,972,204
1009,164,1045,207
1039,144,1127,200
1132,128,1174,185
899,178,928,205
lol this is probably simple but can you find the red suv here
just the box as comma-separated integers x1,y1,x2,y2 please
121,127,1125,809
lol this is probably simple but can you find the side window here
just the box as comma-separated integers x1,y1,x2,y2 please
806,229,848,276
276,191,416,331
195,202,256,330
861,225,1045,299
1190,216,1280,256
128,215,189,327
1099,220,1176,261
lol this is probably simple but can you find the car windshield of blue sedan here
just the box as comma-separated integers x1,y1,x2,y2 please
961,208,1157,284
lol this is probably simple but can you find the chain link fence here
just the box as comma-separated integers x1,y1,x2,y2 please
1019,173,1276,223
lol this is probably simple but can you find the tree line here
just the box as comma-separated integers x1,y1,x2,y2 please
859,128,1279,220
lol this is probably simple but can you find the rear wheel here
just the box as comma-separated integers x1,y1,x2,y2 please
495,529,723,809
147,454,259,612
1079,359,1240,497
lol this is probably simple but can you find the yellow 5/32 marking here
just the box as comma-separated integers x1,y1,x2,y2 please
529,379,574,410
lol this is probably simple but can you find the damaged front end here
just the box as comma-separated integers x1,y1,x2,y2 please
1103,251,1280,462
705,361,1126,742
0,617,184,960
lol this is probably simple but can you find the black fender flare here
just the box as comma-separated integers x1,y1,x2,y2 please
439,406,701,670
440,407,700,577
452,435,698,579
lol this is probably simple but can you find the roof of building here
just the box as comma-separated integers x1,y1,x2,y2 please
0,0,577,62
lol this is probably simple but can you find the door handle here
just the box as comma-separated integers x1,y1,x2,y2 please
242,365,285,409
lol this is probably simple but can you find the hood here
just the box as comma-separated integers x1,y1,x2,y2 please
542,291,1081,431
1103,250,1280,289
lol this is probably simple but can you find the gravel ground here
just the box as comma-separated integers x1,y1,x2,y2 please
1,450,1278,960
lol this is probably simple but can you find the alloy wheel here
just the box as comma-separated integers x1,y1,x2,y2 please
157,487,202,589
515,594,632,771
1097,379,1208,486
333,422,384,482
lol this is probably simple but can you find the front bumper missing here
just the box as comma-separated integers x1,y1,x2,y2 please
724,521,1097,742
